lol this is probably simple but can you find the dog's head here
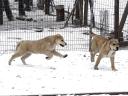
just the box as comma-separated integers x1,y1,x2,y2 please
109,39,119,51
55,34,67,47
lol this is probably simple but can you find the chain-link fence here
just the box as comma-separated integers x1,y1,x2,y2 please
0,0,128,54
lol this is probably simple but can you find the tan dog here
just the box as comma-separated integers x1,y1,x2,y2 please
9,34,68,65
90,32,119,71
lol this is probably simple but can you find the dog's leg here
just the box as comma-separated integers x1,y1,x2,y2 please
21,53,31,65
53,50,68,58
94,54,102,70
9,52,24,65
90,40,97,62
110,56,117,71
90,51,96,62
45,52,53,60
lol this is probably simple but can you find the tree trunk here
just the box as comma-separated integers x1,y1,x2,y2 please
45,0,51,14
84,0,88,26
79,0,83,26
75,0,79,19
0,0,3,25
3,0,14,20
18,0,26,16
89,0,95,27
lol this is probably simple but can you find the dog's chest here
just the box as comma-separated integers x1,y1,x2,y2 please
47,43,56,50
106,50,115,57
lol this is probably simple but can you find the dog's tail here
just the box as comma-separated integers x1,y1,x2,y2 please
16,41,23,50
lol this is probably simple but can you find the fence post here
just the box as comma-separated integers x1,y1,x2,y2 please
100,10,109,36
84,0,88,26
79,0,83,26
114,0,119,39
0,0,3,25
89,0,94,52
89,0,95,27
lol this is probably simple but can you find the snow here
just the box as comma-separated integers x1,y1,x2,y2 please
1,50,128,95
0,28,128,95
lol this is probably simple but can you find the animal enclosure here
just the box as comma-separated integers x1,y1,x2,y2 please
0,0,128,95
0,0,128,55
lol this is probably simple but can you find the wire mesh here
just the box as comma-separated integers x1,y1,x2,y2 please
0,0,128,55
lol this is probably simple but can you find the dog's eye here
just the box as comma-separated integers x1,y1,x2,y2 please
61,40,64,41
113,44,116,45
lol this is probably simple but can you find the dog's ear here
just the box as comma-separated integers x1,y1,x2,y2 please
107,31,115,40
55,34,62,38
55,34,61,37
107,36,113,40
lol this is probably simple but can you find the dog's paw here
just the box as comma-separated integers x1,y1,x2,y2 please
94,66,99,70
46,57,51,60
112,68,118,71
91,57,95,62
91,59,94,62
63,54,68,58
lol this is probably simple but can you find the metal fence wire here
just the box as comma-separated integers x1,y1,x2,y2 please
0,0,128,54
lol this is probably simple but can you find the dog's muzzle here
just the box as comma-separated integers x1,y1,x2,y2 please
113,47,119,51
60,42,67,47
116,47,119,51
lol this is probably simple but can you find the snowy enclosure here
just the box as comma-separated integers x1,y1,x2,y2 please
0,0,128,95
93,0,128,40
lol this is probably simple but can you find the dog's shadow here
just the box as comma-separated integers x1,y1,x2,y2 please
16,64,56,70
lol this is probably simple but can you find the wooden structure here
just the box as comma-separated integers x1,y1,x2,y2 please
56,5,65,21
114,0,128,46
64,0,94,27
63,0,128,47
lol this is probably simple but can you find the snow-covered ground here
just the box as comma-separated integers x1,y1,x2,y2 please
0,28,128,95
1,50,128,95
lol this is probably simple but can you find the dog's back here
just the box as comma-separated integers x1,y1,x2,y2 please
91,32,108,51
